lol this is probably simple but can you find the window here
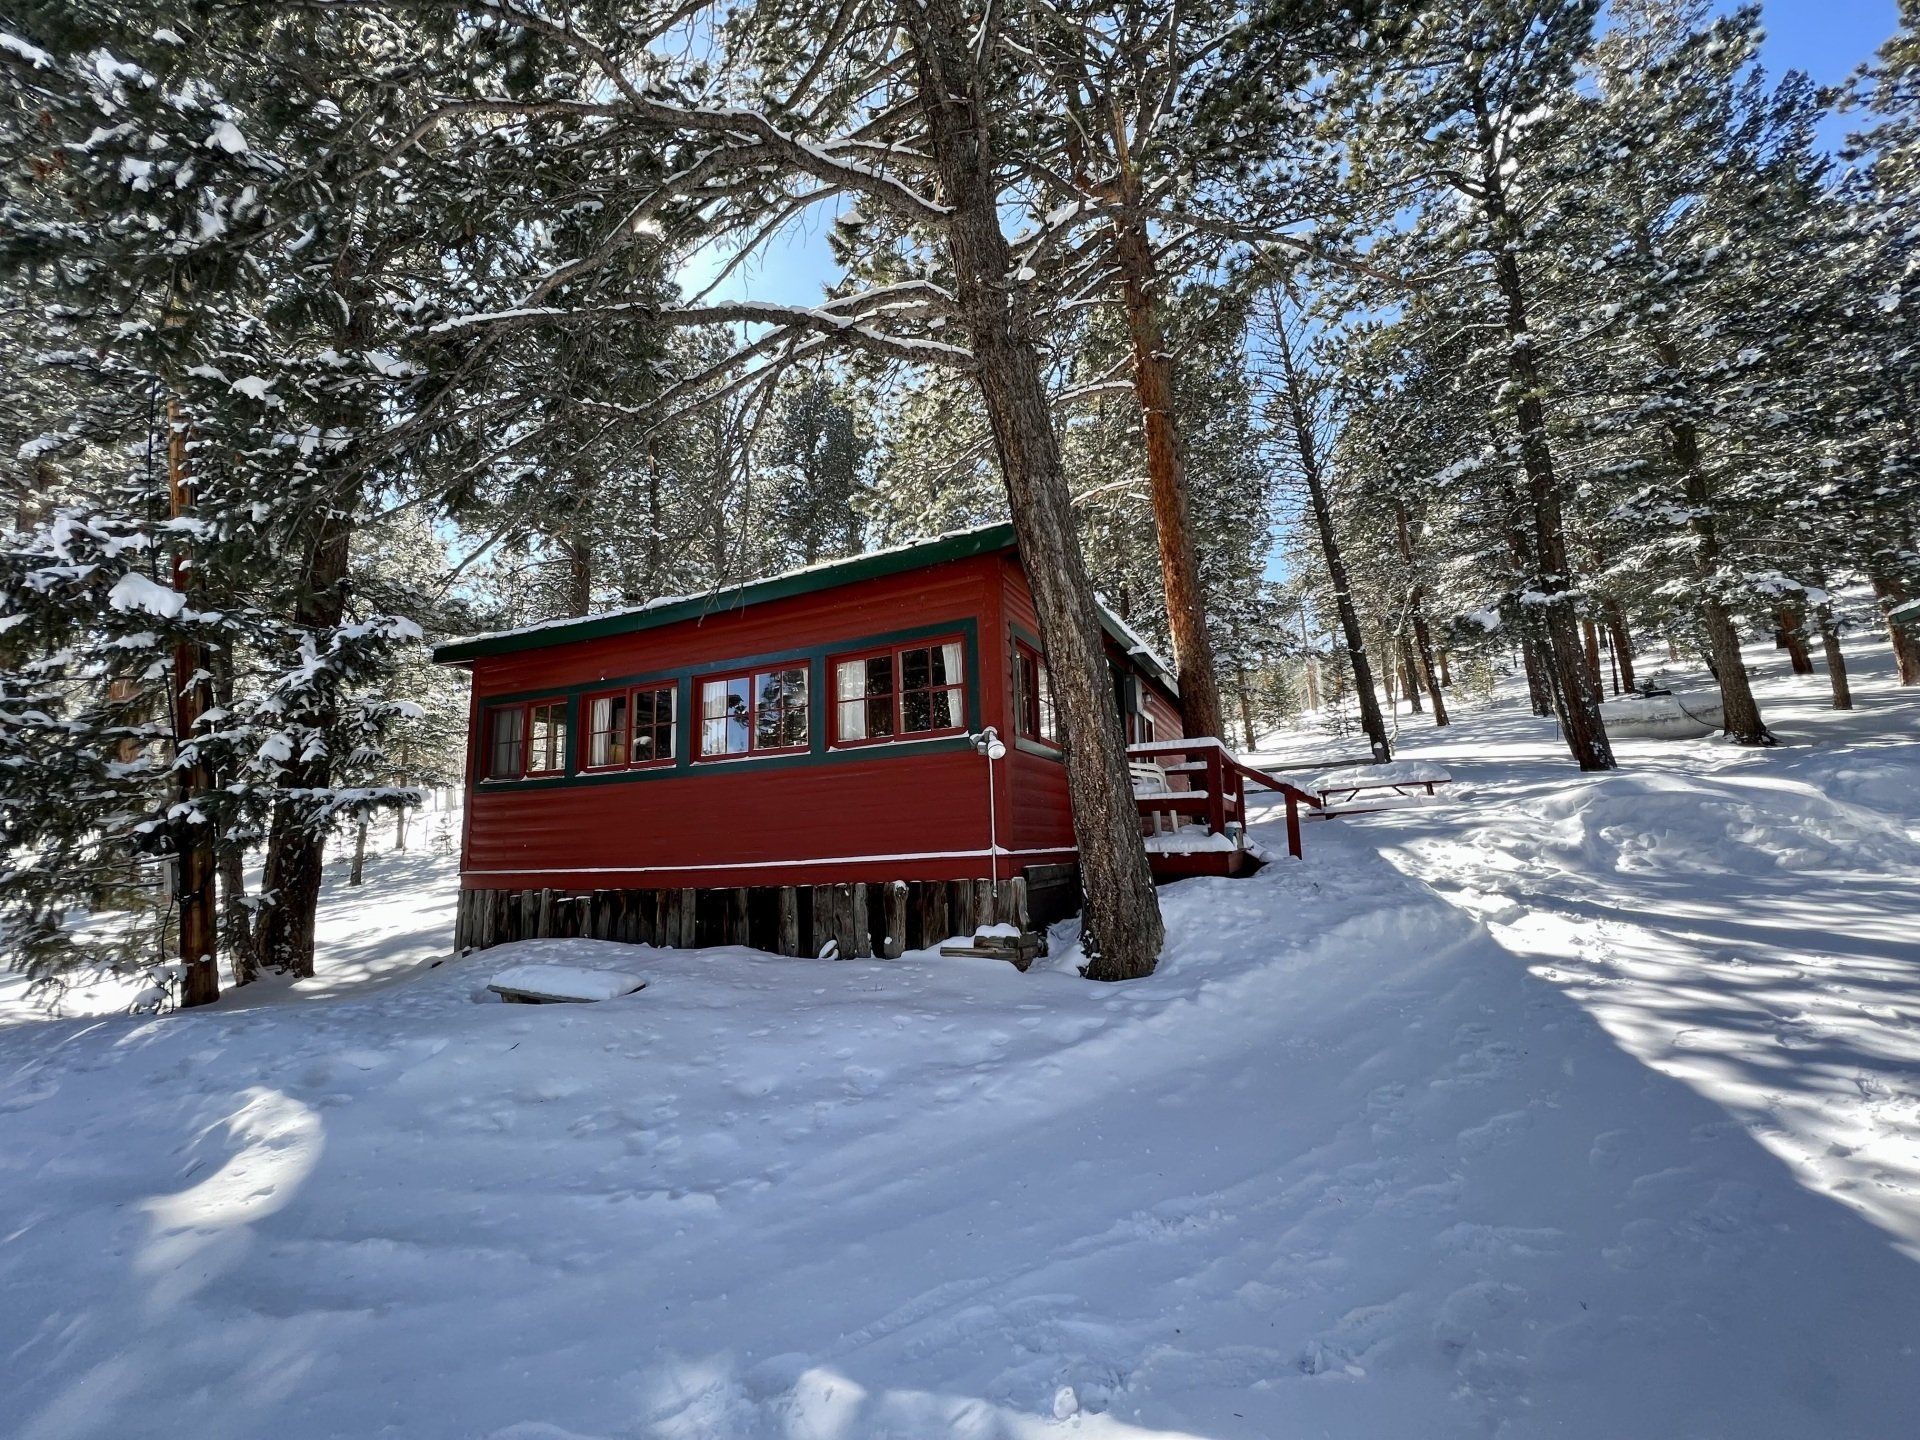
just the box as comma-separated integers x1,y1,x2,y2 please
831,638,965,744
486,705,526,779
527,700,567,774
1012,642,1059,746
1135,712,1156,745
699,666,809,758
587,692,628,768
584,683,676,769
483,698,565,780
630,684,676,766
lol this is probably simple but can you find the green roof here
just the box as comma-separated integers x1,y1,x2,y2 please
431,519,1177,694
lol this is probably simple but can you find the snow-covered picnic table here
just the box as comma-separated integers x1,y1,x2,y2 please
1304,761,1454,814
488,963,648,1004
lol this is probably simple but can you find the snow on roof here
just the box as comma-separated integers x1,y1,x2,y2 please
435,521,1016,661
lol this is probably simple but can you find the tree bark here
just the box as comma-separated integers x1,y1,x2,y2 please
1267,296,1391,761
1604,601,1637,693
253,498,354,979
349,816,369,886
1110,208,1224,740
1521,636,1556,717
1400,636,1424,713
1235,666,1258,750
906,0,1162,979
1869,569,1920,685
166,399,219,1008
1814,599,1852,709
208,645,259,986
1776,604,1814,675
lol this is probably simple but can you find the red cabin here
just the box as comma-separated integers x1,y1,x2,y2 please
434,523,1258,959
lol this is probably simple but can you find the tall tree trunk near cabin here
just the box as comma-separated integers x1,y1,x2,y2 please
1269,299,1391,761
1814,599,1853,709
1776,604,1814,675
1392,502,1449,726
1111,209,1223,740
1604,601,1636,693
349,815,369,887
1235,665,1257,751
907,2,1161,979
1473,90,1612,770
208,645,259,986
254,500,354,980
1400,636,1424,713
562,530,592,617
166,399,219,1008
1870,568,1920,684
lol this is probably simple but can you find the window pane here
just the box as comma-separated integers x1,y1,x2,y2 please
632,727,655,764
864,656,893,697
903,688,930,734
590,695,627,767
651,688,674,762
1037,660,1056,739
933,642,960,686
901,646,930,692
866,696,894,737
702,679,747,756
835,661,867,740
838,699,866,742
929,688,955,731
525,705,548,771
487,707,524,778
755,667,807,749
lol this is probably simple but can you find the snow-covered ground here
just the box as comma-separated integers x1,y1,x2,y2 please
3,635,1918,1439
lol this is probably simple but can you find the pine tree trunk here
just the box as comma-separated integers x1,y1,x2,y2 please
563,531,593,617
1472,88,1613,770
1604,602,1637,693
208,646,259,986
349,816,368,887
1111,209,1223,739
1235,666,1258,750
1869,570,1920,685
1401,636,1424,713
166,398,220,1008
1639,333,1772,740
1814,599,1853,710
1521,636,1556,717
254,501,354,979
1776,604,1814,675
1268,297,1390,761
1392,502,1449,726
907,0,1161,979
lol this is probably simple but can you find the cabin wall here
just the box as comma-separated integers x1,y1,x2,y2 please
459,553,1075,890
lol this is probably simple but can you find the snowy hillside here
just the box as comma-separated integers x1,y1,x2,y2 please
3,636,1918,1439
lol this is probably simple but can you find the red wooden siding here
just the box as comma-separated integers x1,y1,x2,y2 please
459,554,1068,889
452,544,1177,892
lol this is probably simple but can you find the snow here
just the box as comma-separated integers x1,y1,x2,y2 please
488,962,647,1003
105,570,187,619
207,120,248,154
1,30,52,67
4,636,1920,1437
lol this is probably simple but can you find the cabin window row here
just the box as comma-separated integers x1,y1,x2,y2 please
480,636,972,781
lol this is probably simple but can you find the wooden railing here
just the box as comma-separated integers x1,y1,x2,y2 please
1126,738,1319,859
